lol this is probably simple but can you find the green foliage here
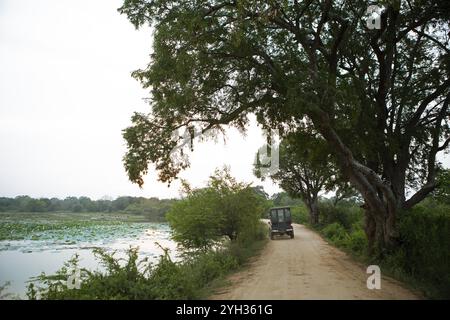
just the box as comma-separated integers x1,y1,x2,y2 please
271,192,304,207
255,133,347,225
167,169,266,250
290,205,309,224
28,247,165,300
343,228,368,255
167,188,222,249
255,132,337,193
320,222,367,255
322,223,348,243
394,202,450,298
251,185,269,200
318,202,363,230
432,169,450,205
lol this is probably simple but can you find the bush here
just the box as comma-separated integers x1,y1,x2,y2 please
393,202,450,298
321,222,348,244
291,205,309,224
343,228,368,255
185,250,239,285
27,248,158,300
167,169,266,250
319,202,363,230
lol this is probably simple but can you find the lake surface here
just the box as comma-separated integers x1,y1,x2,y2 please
0,222,177,299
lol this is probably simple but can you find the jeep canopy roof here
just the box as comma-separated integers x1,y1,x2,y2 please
269,207,291,223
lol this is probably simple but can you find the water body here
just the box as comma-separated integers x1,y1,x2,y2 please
0,222,177,299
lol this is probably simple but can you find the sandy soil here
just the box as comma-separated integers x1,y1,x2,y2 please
211,222,420,300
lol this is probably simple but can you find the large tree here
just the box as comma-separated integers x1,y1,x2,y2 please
119,0,450,254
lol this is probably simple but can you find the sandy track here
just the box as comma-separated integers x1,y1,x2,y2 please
211,223,420,300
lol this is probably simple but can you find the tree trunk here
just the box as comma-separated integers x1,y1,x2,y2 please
362,202,398,256
309,108,399,254
363,210,377,255
306,196,320,225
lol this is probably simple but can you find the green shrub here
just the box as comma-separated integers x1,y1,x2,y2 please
319,202,363,230
254,221,269,241
343,228,368,255
394,202,450,298
167,169,266,250
321,222,348,244
183,249,239,287
291,205,309,224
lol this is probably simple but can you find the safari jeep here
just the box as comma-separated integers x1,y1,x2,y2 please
268,206,294,240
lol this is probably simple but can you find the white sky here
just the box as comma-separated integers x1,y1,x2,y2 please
0,1,447,201
0,0,280,200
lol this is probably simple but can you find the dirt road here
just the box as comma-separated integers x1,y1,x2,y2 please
211,223,420,300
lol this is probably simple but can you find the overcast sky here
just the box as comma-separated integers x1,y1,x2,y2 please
0,0,280,200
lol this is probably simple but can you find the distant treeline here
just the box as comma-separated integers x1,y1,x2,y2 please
0,186,272,221
0,196,177,221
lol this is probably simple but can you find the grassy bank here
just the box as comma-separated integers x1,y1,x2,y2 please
26,222,268,300
290,201,450,299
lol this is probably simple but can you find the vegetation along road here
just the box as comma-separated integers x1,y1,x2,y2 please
212,222,419,300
